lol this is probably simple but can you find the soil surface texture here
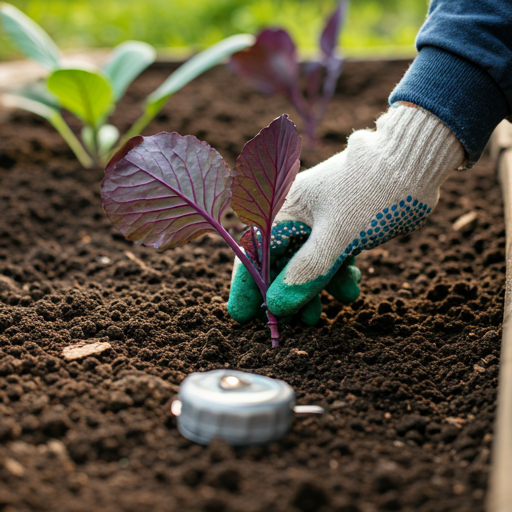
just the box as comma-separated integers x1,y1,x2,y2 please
0,60,504,512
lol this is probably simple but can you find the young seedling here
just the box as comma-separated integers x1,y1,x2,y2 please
101,115,302,346
0,3,253,167
230,1,347,143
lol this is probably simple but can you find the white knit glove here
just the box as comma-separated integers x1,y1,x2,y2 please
228,104,465,321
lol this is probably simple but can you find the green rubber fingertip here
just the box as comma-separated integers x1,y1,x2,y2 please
349,265,362,284
227,264,263,324
325,261,362,303
345,255,357,266
325,270,361,303
278,314,295,325
300,295,322,325
267,272,328,316
339,279,360,303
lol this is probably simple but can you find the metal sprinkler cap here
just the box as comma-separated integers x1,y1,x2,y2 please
173,369,296,446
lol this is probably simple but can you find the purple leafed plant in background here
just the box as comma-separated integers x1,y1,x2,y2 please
101,115,302,346
230,1,347,142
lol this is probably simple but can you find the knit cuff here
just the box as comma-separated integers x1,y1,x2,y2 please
376,104,464,188
389,46,510,166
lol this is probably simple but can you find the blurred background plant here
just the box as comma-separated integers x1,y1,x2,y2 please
0,3,253,167
0,0,427,61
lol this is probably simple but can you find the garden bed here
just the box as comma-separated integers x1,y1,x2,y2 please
0,59,504,512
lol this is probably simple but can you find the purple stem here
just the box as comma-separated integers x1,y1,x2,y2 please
290,86,318,145
260,228,280,346
290,87,316,136
268,311,280,347
304,117,318,146
209,216,267,296
214,220,280,346
318,58,343,126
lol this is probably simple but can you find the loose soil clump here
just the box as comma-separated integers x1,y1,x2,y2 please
0,60,504,512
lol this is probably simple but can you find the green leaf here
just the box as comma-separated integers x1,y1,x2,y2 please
145,33,254,114
17,81,60,109
47,68,114,127
103,40,156,101
1,93,93,167
0,2,61,69
118,34,254,148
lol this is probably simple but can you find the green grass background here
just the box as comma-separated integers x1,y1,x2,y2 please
0,0,428,61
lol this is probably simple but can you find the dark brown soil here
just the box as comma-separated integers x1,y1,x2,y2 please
0,60,504,512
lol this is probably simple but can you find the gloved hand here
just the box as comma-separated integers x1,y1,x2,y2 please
228,104,465,323
228,232,362,326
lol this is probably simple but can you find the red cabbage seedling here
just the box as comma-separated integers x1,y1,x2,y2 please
101,115,301,346
230,1,347,142
0,2,253,167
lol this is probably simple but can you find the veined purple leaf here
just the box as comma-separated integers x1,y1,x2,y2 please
101,132,233,250
239,227,262,270
320,0,347,61
230,28,299,97
231,115,301,236
315,1,347,133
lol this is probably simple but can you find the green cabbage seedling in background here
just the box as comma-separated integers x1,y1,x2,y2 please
0,3,253,168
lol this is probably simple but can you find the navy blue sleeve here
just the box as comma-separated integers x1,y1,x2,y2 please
389,0,512,165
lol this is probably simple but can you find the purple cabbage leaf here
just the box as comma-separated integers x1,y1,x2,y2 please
239,226,262,271
316,0,347,120
232,114,301,236
230,29,311,131
232,114,301,285
229,29,299,97
101,132,233,249
230,1,348,142
320,0,347,61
